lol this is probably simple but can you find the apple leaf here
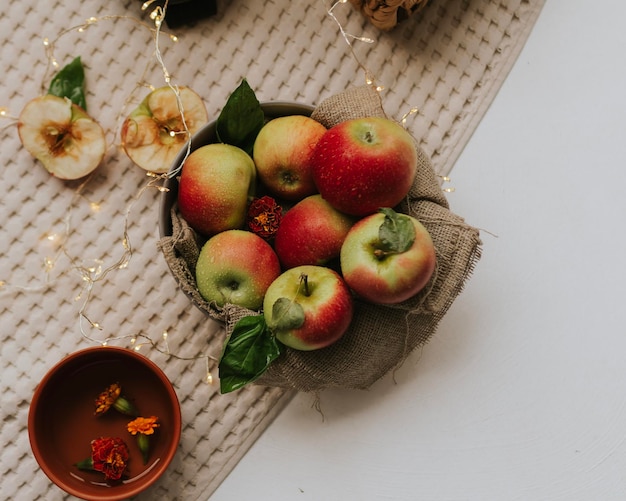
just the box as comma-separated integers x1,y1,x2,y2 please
219,315,283,394
216,79,265,156
48,56,87,111
271,297,305,331
378,207,416,254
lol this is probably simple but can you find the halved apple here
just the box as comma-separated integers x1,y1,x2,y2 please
17,95,106,180
121,86,208,173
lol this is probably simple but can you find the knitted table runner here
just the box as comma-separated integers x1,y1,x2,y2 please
0,0,544,498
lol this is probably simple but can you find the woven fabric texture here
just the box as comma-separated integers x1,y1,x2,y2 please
0,0,544,499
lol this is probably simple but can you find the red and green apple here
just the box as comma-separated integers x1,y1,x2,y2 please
177,143,256,236
252,115,326,201
263,265,353,351
340,208,436,304
195,229,281,310
273,194,354,269
311,116,417,216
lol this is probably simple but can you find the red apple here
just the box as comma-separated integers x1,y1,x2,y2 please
273,194,355,269
252,115,326,201
311,117,417,216
263,265,353,351
178,143,256,236
195,230,281,310
340,208,436,304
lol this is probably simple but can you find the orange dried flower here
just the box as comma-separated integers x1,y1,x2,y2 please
94,383,138,417
127,416,160,436
94,383,121,416
127,416,160,464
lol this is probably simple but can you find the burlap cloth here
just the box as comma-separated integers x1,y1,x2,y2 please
159,84,482,392
0,0,544,499
349,0,431,31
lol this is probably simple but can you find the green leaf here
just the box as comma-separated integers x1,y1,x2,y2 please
219,315,283,394
75,457,94,471
271,297,305,331
215,79,265,155
48,56,87,110
378,207,416,254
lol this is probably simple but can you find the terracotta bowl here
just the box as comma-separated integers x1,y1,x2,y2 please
158,101,314,312
28,346,181,501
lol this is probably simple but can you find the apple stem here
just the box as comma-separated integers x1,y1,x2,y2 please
299,273,311,297
373,248,393,260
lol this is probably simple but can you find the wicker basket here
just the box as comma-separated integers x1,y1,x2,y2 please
348,0,430,31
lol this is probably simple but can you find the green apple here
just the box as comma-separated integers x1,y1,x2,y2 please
340,208,436,304
311,117,417,216
177,143,256,236
17,95,106,180
253,115,326,201
121,86,208,173
273,194,354,269
263,265,353,351
196,230,281,310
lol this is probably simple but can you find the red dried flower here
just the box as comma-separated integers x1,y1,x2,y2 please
247,196,282,240
76,437,130,483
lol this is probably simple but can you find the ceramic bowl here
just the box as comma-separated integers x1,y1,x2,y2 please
28,346,181,501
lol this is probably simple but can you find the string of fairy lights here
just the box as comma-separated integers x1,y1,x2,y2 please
328,0,454,190
1,0,217,383
0,0,451,385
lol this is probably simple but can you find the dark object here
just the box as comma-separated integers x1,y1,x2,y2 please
145,0,218,28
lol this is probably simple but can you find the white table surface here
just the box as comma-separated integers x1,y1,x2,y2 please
211,2,626,500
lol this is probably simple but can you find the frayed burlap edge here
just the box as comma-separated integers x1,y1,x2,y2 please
158,84,482,392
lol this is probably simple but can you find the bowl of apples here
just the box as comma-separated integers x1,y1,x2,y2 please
159,82,481,394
